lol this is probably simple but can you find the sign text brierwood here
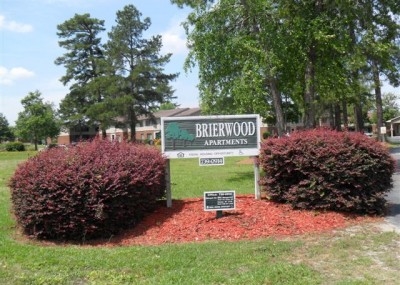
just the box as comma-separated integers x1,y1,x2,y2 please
161,114,260,158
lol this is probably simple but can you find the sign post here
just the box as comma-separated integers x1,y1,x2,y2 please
254,160,260,199
165,159,172,208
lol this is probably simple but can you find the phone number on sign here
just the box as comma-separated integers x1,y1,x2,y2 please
199,157,224,165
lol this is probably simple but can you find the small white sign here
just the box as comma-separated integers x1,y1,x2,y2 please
380,126,387,134
199,157,225,166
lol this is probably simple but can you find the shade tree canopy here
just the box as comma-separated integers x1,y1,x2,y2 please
171,0,400,135
15,90,60,150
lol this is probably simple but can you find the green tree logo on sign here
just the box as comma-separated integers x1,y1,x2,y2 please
165,122,194,149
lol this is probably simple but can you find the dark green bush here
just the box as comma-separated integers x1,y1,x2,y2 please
5,141,25,151
9,139,166,241
262,131,270,139
259,129,395,215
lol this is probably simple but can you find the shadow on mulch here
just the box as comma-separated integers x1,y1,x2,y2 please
87,199,189,246
14,199,187,247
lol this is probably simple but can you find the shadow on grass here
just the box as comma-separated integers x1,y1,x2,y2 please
226,171,254,182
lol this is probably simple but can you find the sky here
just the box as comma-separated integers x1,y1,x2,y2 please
0,0,199,125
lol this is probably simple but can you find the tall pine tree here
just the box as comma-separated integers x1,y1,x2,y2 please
106,5,178,141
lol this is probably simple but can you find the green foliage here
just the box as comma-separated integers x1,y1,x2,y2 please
15,90,60,150
58,88,94,132
370,92,400,123
55,14,105,86
262,131,271,139
180,0,279,120
174,0,400,133
55,14,113,135
0,113,14,142
5,141,25,152
259,129,395,215
105,4,179,140
159,102,178,110
56,5,179,141
9,139,166,241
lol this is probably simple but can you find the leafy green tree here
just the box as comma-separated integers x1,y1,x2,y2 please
172,0,356,134
370,92,400,123
355,0,400,138
15,91,60,150
172,0,286,135
172,0,400,134
106,5,179,141
382,93,400,122
0,113,13,142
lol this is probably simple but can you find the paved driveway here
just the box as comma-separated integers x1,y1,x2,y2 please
387,148,400,230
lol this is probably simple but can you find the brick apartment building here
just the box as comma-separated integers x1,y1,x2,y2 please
56,108,201,145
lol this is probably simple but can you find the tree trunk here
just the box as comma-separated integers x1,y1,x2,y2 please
349,21,364,133
329,104,335,129
269,77,285,136
354,102,364,132
303,45,316,129
128,106,137,142
341,98,348,130
34,135,38,151
241,0,285,136
78,121,83,141
334,103,341,131
302,0,324,129
372,60,384,140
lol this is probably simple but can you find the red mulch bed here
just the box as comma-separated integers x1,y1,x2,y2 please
89,195,380,246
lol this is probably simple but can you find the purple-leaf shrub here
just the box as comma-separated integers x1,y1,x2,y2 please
9,139,166,241
259,129,395,215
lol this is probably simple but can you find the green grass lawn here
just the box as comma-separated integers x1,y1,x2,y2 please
170,156,255,199
1,151,400,285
